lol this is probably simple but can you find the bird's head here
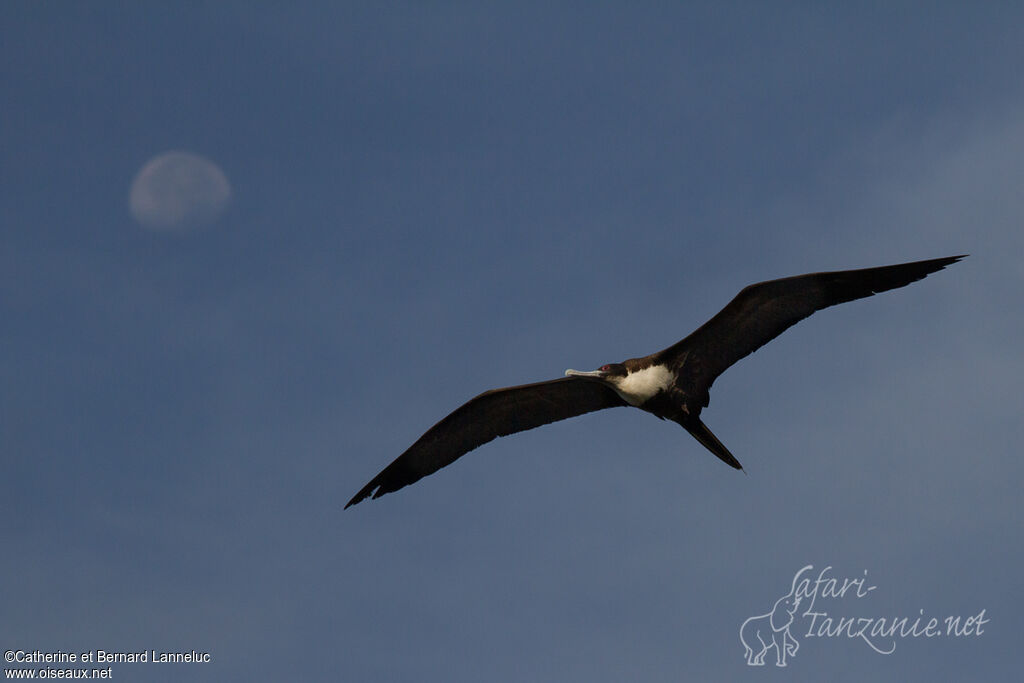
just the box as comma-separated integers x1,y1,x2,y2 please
564,363,628,384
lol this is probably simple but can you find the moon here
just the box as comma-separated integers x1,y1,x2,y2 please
129,151,231,232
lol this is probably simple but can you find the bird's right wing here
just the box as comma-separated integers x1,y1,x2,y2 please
345,377,628,507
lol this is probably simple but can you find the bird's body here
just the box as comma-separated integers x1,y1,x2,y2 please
602,363,674,406
346,255,964,508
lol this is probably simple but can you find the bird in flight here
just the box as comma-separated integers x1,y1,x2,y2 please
346,255,964,508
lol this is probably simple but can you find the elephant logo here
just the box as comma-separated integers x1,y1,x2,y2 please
740,576,803,667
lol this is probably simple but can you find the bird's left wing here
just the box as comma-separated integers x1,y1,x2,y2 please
345,377,627,507
655,255,965,408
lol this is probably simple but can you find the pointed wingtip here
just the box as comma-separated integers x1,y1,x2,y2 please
918,254,967,279
937,254,968,268
917,254,967,272
344,481,379,509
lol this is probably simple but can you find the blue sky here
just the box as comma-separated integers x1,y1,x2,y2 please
3,3,1022,681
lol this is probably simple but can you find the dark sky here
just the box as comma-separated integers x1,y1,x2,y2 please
3,3,1021,681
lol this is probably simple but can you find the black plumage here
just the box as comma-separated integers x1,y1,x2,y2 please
346,255,964,508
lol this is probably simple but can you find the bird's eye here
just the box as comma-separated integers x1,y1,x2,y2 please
600,364,612,372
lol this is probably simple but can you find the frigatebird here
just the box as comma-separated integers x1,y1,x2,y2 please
346,255,964,508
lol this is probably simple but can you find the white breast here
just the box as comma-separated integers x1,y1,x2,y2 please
613,364,672,406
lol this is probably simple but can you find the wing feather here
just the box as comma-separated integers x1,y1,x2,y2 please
345,377,627,507
657,255,965,406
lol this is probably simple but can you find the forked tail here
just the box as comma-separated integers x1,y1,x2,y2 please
683,417,744,471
